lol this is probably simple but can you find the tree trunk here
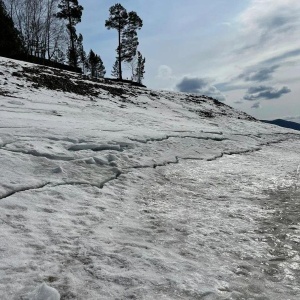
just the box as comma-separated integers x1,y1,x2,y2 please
67,0,76,67
118,25,122,80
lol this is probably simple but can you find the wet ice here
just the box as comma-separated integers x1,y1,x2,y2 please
0,57,299,299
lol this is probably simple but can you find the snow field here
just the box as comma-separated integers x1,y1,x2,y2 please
0,57,300,299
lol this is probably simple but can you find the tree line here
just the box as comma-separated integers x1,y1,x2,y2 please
0,1,145,83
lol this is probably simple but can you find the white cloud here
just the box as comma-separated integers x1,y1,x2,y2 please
157,65,174,79
237,0,300,54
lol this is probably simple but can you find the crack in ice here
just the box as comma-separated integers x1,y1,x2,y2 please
129,134,227,144
0,182,51,200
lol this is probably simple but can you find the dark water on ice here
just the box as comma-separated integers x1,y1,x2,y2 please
228,168,300,300
146,149,300,300
260,173,300,297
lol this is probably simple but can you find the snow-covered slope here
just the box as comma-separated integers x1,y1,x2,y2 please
0,57,300,299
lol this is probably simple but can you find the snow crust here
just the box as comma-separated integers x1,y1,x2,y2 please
0,57,300,299
28,282,60,300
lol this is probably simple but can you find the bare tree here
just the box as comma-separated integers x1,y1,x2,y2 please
4,0,67,59
44,0,68,59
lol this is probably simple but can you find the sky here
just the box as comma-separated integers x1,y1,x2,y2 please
77,0,300,120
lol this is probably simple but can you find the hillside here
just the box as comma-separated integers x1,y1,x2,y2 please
1,57,300,300
262,119,300,132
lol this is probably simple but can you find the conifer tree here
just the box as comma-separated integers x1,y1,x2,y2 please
121,12,142,63
57,0,83,67
105,4,127,80
111,58,120,78
105,4,142,80
135,51,145,84
0,0,24,57
95,55,106,78
87,49,105,78
77,33,86,72
87,49,96,77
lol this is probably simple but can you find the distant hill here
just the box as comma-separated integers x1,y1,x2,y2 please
261,119,300,131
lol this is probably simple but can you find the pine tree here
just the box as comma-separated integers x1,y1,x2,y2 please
135,51,145,84
87,49,96,77
87,50,105,78
95,55,106,78
0,0,24,57
111,58,120,78
105,4,142,80
121,12,142,63
105,4,127,80
77,33,86,72
56,0,83,67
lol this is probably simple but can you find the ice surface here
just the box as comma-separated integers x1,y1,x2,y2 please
0,57,300,299
28,282,60,300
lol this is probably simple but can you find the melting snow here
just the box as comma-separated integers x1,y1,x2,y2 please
0,57,300,299
28,282,60,300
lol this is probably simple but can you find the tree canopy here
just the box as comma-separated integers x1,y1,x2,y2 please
1,1,145,83
135,51,146,84
105,3,143,80
57,0,83,67
87,49,106,78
